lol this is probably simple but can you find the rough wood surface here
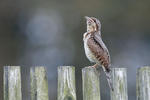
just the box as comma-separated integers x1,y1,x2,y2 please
111,68,128,100
30,67,49,100
57,66,76,100
82,67,100,100
136,66,150,100
3,66,22,100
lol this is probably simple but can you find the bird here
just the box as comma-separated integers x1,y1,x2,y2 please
83,16,113,91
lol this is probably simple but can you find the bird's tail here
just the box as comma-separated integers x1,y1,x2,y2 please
102,66,114,91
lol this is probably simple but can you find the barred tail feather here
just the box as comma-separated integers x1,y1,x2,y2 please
102,66,114,91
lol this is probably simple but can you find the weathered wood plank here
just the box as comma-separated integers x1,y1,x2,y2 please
136,66,150,100
3,66,22,100
30,67,36,100
111,68,128,100
82,67,101,100
57,66,76,100
30,67,49,100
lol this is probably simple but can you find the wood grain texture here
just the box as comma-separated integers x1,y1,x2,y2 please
3,66,22,100
111,68,128,100
30,67,49,100
136,66,150,100
57,66,76,100
82,67,101,100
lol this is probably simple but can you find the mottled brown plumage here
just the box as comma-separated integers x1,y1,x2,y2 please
87,33,110,71
83,16,113,91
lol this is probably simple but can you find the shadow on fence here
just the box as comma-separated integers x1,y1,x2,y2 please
3,66,150,100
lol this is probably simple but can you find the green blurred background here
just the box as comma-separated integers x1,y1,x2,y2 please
0,0,150,100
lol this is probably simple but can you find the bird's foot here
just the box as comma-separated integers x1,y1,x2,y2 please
85,64,100,76
90,64,100,76
92,64,98,68
87,66,93,68
86,64,98,69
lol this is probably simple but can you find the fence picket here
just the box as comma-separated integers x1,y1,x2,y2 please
3,66,22,100
136,66,150,100
30,67,49,100
82,67,101,100
111,68,128,100
57,66,76,100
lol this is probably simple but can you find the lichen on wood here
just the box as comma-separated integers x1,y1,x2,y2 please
136,66,150,100
3,66,22,100
111,68,128,100
57,66,76,100
82,67,101,100
30,67,49,100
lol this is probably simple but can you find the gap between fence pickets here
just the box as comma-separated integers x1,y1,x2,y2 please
3,66,150,100
82,67,128,100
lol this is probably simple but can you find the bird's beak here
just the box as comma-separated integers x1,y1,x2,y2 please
85,16,92,22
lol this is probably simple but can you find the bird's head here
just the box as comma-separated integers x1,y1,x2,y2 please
85,16,101,32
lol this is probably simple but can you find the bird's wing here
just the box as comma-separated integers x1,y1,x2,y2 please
87,32,111,70
94,33,110,62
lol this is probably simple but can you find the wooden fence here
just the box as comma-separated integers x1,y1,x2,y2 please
3,66,150,100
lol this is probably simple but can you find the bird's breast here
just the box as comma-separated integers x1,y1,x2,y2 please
83,35,97,63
